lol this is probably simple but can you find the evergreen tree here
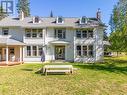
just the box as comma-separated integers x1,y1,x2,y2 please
109,0,127,53
17,0,30,17
50,11,53,17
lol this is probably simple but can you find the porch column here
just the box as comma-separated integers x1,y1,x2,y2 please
6,46,9,64
20,46,22,62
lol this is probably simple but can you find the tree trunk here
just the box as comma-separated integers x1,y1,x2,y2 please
117,51,119,57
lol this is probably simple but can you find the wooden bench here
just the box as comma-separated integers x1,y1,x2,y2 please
43,65,73,75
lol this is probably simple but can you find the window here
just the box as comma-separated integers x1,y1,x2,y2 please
32,29,37,38
80,16,87,24
27,46,31,56
83,46,87,56
88,45,93,57
35,17,40,23
2,28,9,35
57,17,64,24
76,30,81,38
76,30,93,38
38,29,43,38
77,45,81,56
32,46,37,56
55,29,66,39
76,45,94,57
25,29,31,38
38,46,43,56
82,30,87,38
25,29,43,38
88,30,93,38
10,48,14,54
26,46,43,57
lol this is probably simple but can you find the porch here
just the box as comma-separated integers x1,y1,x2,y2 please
0,61,23,66
0,36,25,65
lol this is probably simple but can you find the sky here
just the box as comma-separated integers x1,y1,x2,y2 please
16,0,118,34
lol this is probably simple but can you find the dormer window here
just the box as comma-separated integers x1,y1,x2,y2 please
33,16,41,23
80,16,87,24
57,16,64,24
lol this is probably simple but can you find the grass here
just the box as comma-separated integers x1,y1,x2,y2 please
0,57,127,95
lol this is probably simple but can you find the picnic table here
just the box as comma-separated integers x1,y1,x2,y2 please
43,65,73,75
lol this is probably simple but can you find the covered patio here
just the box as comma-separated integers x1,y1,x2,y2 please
0,37,25,66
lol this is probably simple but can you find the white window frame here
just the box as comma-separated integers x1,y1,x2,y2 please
76,45,94,57
26,46,43,57
56,16,64,24
76,29,93,39
79,16,88,24
25,29,43,38
2,28,9,36
55,29,66,39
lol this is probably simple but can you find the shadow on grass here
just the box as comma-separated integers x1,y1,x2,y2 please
75,59,127,75
21,68,33,71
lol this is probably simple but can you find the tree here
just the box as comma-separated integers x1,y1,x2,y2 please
17,0,30,17
109,0,127,53
50,11,53,17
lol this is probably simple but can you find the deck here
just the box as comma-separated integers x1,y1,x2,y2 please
0,61,23,66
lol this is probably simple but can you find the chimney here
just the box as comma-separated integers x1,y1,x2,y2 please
96,8,101,21
19,10,24,20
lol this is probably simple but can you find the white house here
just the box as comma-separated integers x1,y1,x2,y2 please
0,10,106,64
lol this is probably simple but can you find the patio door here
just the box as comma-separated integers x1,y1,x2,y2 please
55,46,65,60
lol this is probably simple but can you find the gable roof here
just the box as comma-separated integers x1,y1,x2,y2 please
0,16,106,28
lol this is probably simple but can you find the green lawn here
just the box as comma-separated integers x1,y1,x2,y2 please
0,57,127,95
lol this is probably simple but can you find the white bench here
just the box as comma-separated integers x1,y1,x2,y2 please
43,65,73,75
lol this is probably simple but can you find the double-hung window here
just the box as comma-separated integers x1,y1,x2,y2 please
76,30,81,38
25,29,31,38
26,46,43,57
38,46,43,56
32,29,37,38
27,46,31,56
76,30,93,38
77,45,81,56
76,45,94,57
25,29,43,38
55,29,66,39
38,29,43,38
32,46,37,56
88,45,93,57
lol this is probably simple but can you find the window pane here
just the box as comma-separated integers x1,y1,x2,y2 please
77,45,81,56
82,30,87,38
33,46,37,56
25,29,31,38
38,46,43,56
32,29,37,38
2,28,9,35
81,17,86,23
35,17,39,23
38,29,43,38
83,46,87,56
58,30,63,38
88,30,93,38
76,30,81,38
58,17,63,23
27,46,31,56
10,48,14,54
88,45,93,57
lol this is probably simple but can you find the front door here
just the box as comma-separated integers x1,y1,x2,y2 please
55,46,65,60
